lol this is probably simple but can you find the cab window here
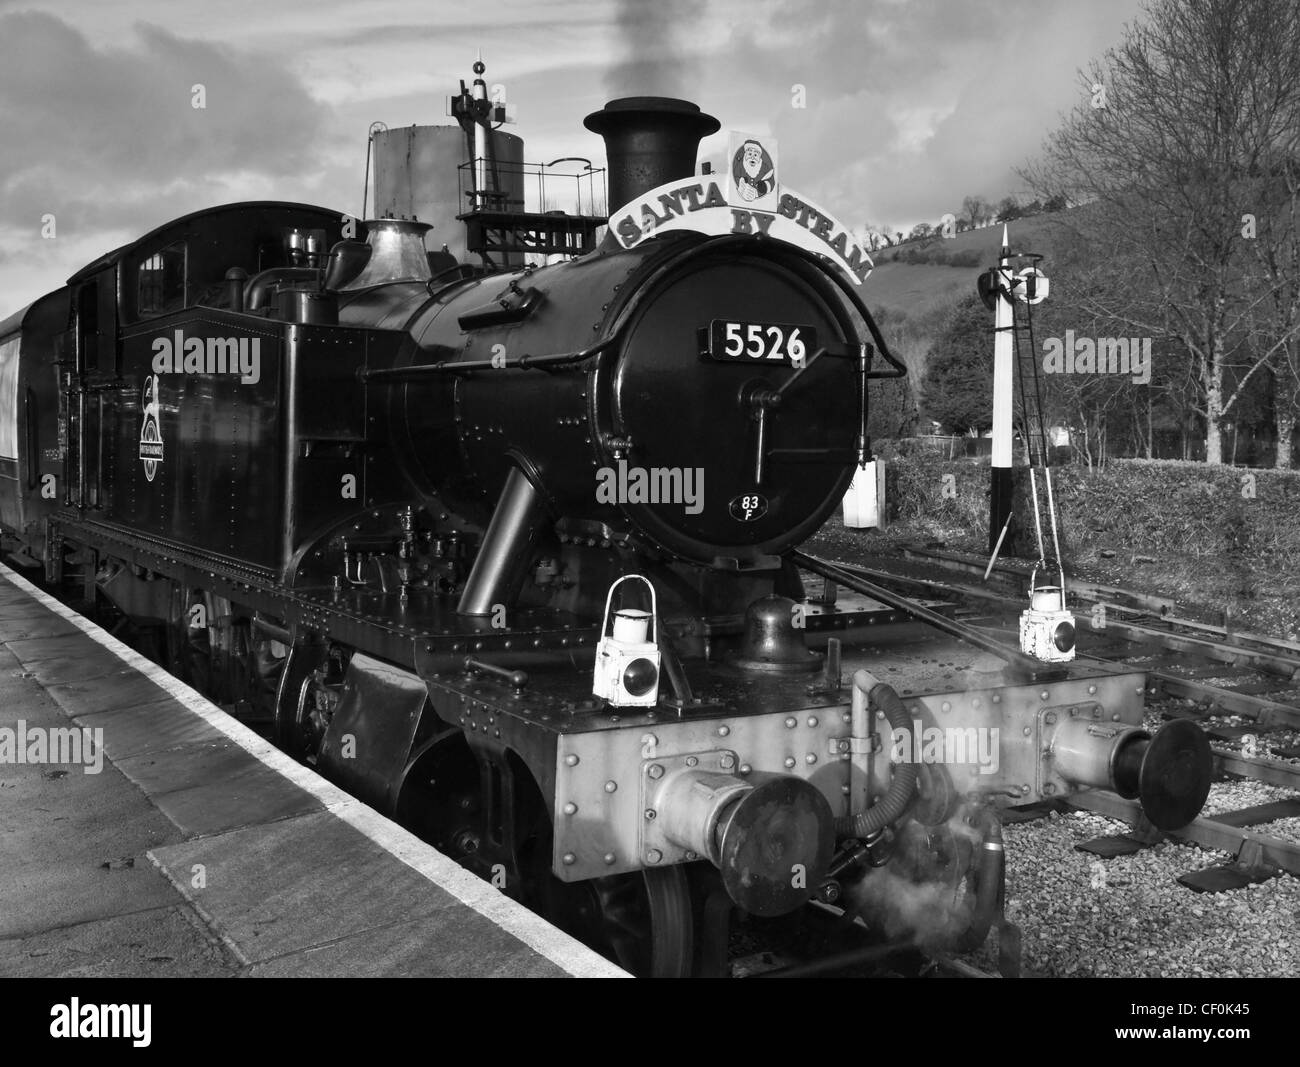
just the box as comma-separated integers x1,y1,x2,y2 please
137,243,187,317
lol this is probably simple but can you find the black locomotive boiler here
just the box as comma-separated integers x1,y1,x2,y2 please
0,69,1212,977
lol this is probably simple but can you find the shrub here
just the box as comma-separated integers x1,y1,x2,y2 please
879,455,1300,572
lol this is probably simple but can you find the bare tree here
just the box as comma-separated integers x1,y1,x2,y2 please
1021,0,1300,464
962,195,990,228
1243,157,1300,467
1024,219,1162,465
860,222,894,250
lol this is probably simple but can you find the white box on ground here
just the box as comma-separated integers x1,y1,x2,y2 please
841,461,886,528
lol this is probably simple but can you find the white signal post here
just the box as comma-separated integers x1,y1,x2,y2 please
992,225,1013,466
989,225,1014,552
472,51,489,210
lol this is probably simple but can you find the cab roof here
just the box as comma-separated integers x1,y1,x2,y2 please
66,200,343,286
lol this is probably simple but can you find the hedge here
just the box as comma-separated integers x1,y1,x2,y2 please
878,452,1300,574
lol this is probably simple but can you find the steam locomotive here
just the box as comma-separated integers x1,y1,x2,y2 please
0,64,1211,977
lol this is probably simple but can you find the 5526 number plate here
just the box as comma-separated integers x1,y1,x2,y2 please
705,320,815,366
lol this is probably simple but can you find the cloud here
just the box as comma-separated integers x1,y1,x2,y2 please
681,0,1142,227
0,12,327,243
0,0,1148,313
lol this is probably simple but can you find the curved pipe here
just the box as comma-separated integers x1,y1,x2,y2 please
245,267,319,311
835,670,919,838
955,807,1005,952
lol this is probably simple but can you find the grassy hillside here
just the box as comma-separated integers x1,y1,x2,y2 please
857,210,1078,406
863,210,1071,315
861,262,976,319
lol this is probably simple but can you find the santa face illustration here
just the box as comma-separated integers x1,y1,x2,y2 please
732,139,775,202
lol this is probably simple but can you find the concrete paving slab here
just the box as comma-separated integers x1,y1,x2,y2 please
0,904,240,978
113,739,248,794
0,585,47,609
0,671,71,729
248,908,567,977
0,615,83,640
149,810,462,964
101,708,325,837
0,739,186,939
71,697,226,759
114,738,327,832
5,633,118,666
0,844,186,942
23,650,137,686
44,672,172,718
0,596,58,613
0,758,181,866
146,761,325,838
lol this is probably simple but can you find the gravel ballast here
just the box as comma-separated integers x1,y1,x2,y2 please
959,808,1300,977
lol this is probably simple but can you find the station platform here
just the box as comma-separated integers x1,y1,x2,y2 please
0,564,626,978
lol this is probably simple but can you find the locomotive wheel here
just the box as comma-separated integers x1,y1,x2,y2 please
398,736,697,977
518,811,695,978
165,586,215,694
207,595,238,706
247,630,288,722
536,865,695,978
221,614,286,723
277,664,322,761
393,730,698,976
392,733,482,857
272,642,336,761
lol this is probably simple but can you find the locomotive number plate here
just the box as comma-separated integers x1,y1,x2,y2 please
706,320,815,366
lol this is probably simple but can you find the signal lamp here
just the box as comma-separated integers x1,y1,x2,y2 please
593,575,661,707
1019,582,1077,664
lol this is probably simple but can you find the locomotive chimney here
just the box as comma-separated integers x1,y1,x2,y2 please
584,97,720,213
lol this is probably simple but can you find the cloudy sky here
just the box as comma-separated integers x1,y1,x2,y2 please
0,0,1143,311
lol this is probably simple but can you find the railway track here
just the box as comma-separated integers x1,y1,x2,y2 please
804,546,1300,890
